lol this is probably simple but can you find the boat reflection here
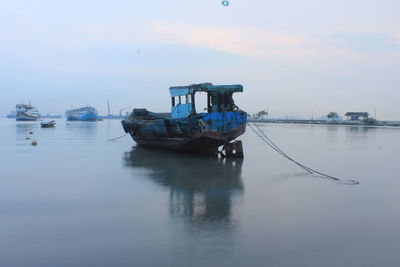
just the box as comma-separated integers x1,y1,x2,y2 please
65,121,98,138
15,122,38,140
123,146,243,224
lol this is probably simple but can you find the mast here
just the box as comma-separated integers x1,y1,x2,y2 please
107,99,111,116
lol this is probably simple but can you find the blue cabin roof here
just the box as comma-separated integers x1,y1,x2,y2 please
169,83,243,97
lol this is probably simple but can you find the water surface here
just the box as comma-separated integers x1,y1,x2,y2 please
1,119,399,267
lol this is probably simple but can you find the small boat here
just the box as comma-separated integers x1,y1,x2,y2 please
121,83,247,157
65,106,98,121
15,104,40,121
40,120,56,128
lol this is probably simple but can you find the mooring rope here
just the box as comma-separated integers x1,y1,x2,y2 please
247,122,360,185
108,133,128,141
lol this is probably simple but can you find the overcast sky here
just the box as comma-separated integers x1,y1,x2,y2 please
1,0,399,119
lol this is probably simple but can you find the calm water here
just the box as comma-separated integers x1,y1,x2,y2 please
1,118,399,267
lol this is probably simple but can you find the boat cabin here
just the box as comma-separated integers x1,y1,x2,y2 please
169,83,243,119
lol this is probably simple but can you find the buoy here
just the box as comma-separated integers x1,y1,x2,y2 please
29,131,33,134
31,140,37,146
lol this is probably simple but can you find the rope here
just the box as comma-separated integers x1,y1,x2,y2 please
248,122,359,185
108,133,128,141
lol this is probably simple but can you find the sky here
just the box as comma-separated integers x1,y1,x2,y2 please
1,0,399,119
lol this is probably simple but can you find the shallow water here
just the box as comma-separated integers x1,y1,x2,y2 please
1,118,399,267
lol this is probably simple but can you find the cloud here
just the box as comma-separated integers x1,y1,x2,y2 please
82,21,399,60
66,20,329,59
5,12,398,62
326,32,400,54
149,22,324,58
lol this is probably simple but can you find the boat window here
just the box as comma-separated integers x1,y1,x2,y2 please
207,93,219,112
211,94,218,105
195,92,208,113
223,93,232,111
172,95,191,107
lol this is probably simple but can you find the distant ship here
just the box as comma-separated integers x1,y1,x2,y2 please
6,110,16,118
15,104,40,121
65,106,98,121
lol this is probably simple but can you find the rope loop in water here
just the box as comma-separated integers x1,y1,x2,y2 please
247,122,359,185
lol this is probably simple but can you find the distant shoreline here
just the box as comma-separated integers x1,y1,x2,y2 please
249,119,400,127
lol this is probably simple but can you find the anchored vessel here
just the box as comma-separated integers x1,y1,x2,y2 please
65,106,98,121
15,104,40,121
6,110,16,118
40,120,56,128
121,83,247,157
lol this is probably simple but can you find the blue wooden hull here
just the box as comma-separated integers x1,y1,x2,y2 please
121,109,247,156
66,111,98,121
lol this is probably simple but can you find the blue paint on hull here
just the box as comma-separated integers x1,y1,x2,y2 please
16,112,39,121
200,112,246,133
6,113,16,118
16,117,38,121
66,111,98,121
121,109,247,155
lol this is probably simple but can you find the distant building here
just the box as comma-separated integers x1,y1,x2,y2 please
344,112,368,121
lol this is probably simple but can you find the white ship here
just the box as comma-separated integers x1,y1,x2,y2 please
15,104,40,121
65,106,98,121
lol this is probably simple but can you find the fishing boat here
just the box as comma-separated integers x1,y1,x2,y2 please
121,83,247,157
15,104,40,121
65,106,98,121
40,120,56,128
6,110,16,118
